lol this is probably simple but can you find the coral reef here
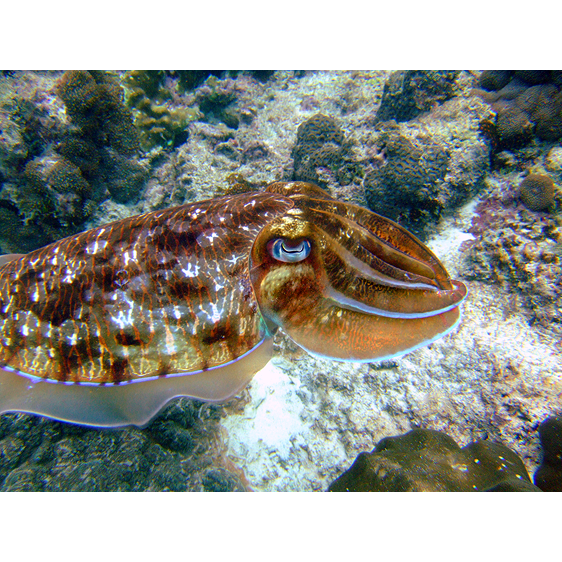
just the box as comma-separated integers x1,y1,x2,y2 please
57,70,140,156
328,428,540,492
290,113,358,188
124,71,265,151
376,70,460,123
461,174,562,333
0,71,149,253
476,70,562,150
0,399,247,491
362,94,491,239
0,70,560,492
122,70,201,151
534,416,562,491
519,173,555,211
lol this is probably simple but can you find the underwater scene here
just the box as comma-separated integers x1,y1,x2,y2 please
0,70,560,492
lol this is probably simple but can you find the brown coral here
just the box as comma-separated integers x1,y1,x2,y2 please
57,70,140,156
291,114,352,187
519,174,555,212
476,71,562,149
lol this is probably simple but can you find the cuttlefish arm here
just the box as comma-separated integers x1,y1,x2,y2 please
250,182,467,361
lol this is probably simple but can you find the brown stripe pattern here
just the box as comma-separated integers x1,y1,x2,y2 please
0,192,293,384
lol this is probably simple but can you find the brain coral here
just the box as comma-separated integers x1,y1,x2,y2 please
363,130,449,238
328,428,540,492
376,70,460,122
519,174,555,211
476,70,562,149
291,114,355,188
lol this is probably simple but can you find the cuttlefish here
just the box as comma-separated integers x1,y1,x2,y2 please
0,181,466,427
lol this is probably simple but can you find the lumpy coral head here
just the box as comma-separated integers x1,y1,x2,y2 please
519,174,555,212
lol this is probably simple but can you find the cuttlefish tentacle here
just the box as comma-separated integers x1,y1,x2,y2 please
251,181,467,361
300,212,465,317
0,181,467,427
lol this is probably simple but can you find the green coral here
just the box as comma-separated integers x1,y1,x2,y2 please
328,429,540,492
123,70,201,151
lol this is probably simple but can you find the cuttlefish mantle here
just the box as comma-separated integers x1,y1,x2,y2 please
0,181,467,427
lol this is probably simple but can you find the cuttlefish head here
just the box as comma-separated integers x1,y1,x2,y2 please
250,182,467,361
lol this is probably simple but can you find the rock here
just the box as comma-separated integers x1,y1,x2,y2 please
534,416,562,491
328,429,540,492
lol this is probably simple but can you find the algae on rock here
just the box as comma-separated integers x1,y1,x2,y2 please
123,70,202,152
328,428,540,492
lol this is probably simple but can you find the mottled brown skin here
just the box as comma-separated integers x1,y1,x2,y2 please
0,181,466,399
0,192,291,384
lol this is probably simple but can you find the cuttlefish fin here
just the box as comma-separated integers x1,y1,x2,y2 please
0,339,273,428
0,254,25,267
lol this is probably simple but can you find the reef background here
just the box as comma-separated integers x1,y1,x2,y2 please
0,70,560,491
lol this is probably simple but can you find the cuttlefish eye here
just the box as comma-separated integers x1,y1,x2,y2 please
267,238,312,263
